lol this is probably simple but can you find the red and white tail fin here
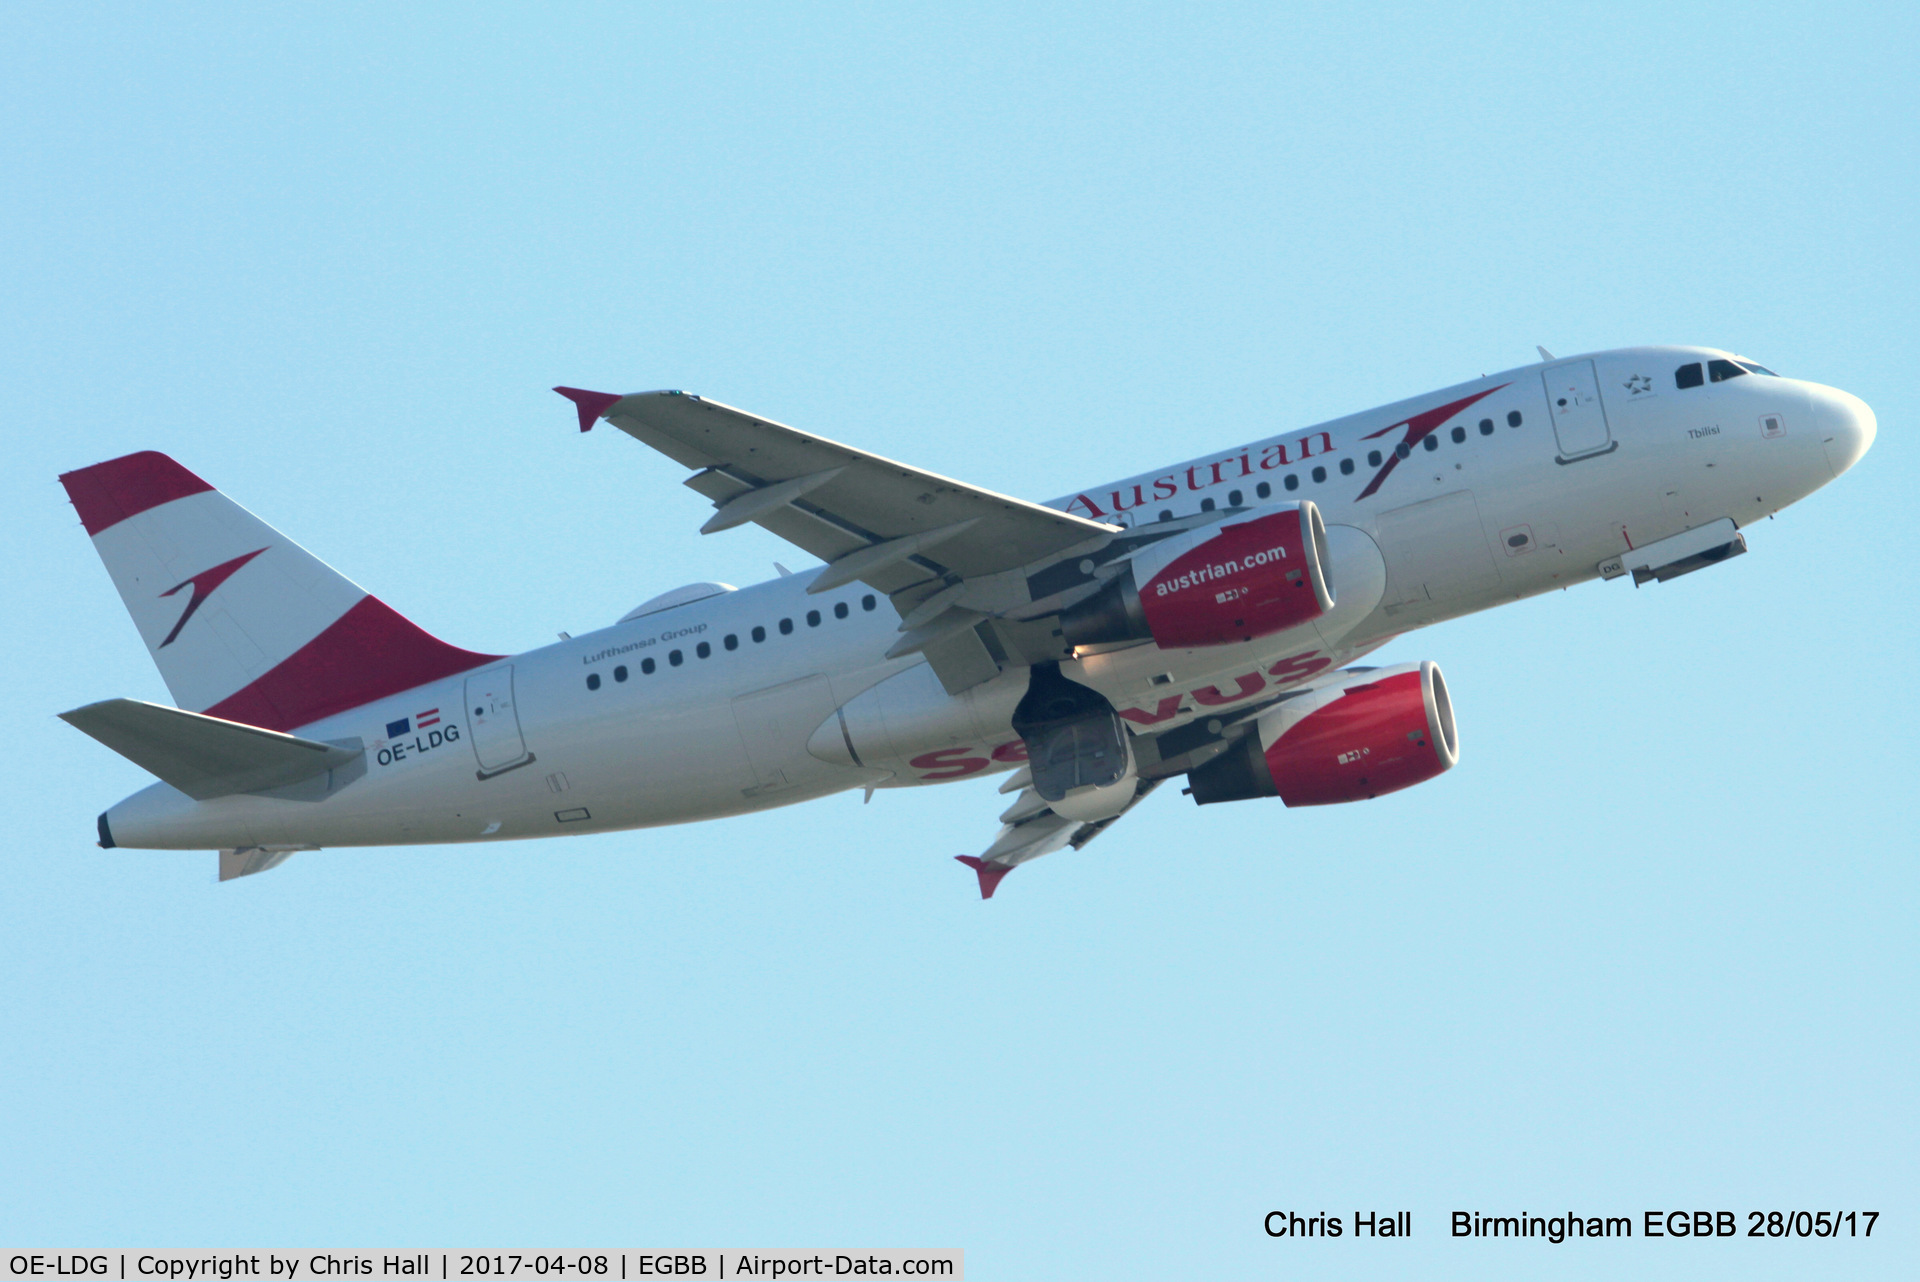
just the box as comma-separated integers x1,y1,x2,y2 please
60,451,500,733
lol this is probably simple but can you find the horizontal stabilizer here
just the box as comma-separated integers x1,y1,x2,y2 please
60,699,362,801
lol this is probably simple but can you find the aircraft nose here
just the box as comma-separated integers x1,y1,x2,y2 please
1815,385,1877,477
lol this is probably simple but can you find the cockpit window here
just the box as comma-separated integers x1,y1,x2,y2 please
1708,359,1747,383
1675,362,1704,389
1735,360,1778,376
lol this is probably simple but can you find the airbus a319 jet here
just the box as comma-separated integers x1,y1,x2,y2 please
58,348,1875,893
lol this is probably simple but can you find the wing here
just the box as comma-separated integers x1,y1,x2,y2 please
952,673,1353,897
560,387,1120,693
956,774,1164,898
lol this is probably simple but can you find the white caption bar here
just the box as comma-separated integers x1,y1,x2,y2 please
1,1254,961,1282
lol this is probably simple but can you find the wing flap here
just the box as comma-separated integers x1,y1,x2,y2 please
61,698,363,801
917,627,1003,695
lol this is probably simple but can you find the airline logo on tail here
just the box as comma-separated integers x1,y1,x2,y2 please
59,450,504,733
156,547,267,647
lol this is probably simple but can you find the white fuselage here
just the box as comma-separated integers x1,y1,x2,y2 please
104,346,1876,851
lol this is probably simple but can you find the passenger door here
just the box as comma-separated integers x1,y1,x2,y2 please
1542,359,1615,460
465,665,533,778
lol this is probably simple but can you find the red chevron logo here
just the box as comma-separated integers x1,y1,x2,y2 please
1354,385,1509,500
157,548,268,648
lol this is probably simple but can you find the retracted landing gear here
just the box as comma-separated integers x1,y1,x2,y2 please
1012,663,1139,823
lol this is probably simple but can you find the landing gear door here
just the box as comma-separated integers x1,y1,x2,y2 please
466,665,533,778
1543,359,1615,461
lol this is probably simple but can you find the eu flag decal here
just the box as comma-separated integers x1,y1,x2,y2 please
385,717,411,739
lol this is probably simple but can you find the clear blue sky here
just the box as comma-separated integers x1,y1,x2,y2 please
4,3,1914,1277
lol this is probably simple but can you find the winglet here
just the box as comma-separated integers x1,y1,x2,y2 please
956,855,1014,899
553,387,623,432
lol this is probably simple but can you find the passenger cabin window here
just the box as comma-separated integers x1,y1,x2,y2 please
1395,442,1411,459
669,649,683,666
1284,474,1300,491
585,673,600,691
1200,497,1215,511
1158,509,1173,522
1228,489,1242,506
806,609,821,627
779,618,793,635
1479,418,1494,435
1339,457,1355,474
724,634,738,650
1368,450,1382,466
1708,358,1746,383
1675,362,1704,389
1311,465,1327,482
1451,426,1466,443
614,665,628,682
1507,410,1523,426
641,657,655,674
696,641,710,658
834,601,849,619
1422,437,1438,452
1255,481,1270,499
862,594,877,611
752,626,766,643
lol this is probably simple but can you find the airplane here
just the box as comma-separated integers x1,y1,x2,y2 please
56,346,1875,894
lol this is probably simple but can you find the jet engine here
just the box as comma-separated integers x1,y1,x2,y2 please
1062,502,1333,650
1186,661,1457,806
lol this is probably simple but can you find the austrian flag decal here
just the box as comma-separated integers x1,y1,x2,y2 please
385,707,441,739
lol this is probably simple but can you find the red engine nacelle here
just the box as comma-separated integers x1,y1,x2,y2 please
1062,503,1333,650
1187,661,1458,805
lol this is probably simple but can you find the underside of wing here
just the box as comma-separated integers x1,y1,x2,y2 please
958,777,1163,898
562,387,1125,693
